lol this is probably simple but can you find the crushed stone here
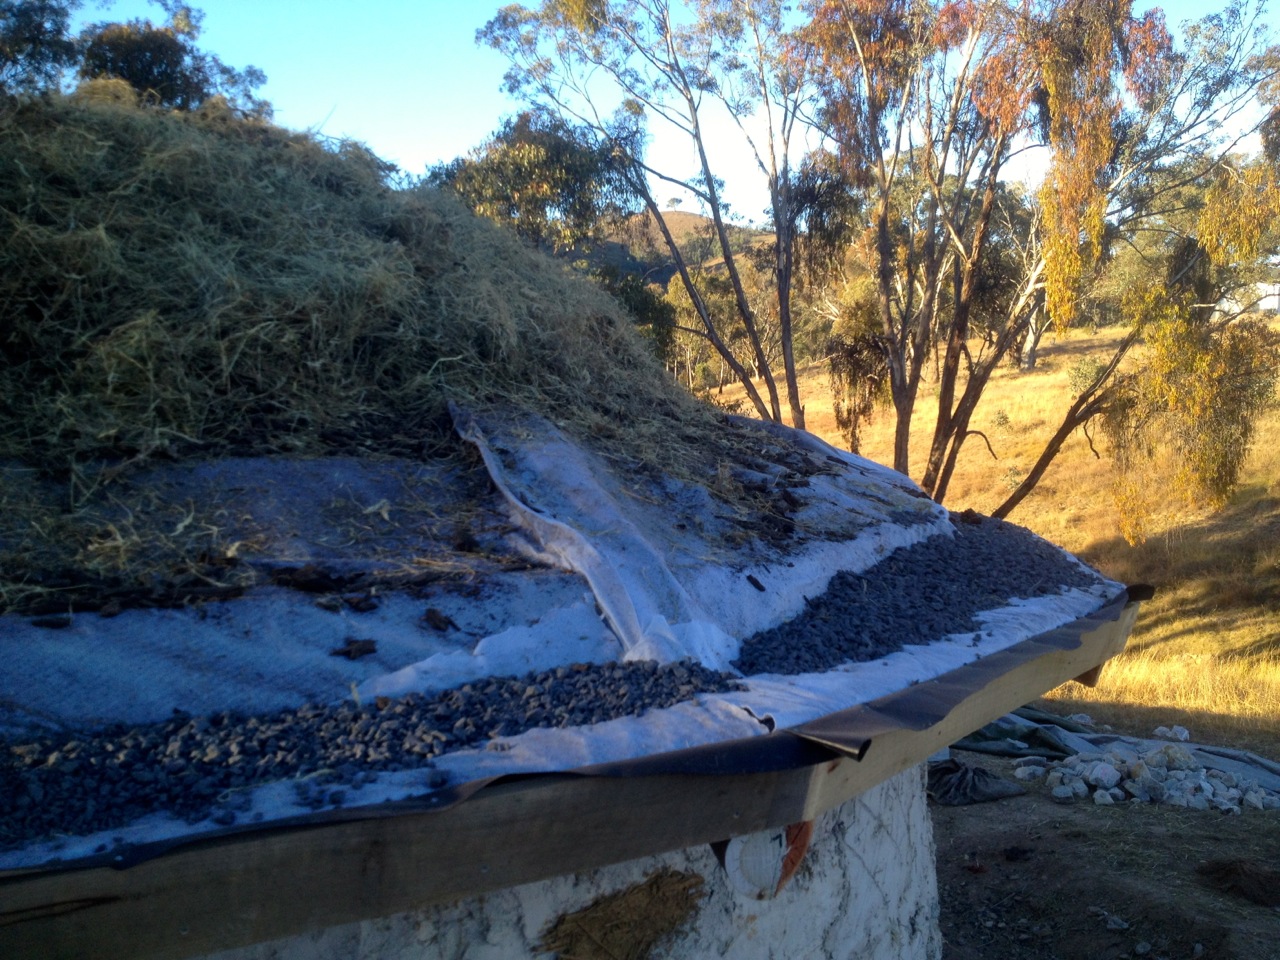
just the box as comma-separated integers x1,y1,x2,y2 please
734,514,1102,675
1,659,739,850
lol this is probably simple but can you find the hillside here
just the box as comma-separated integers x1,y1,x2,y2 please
586,209,774,285
731,328,1280,757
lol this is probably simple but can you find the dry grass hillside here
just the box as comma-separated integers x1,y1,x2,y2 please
730,326,1280,758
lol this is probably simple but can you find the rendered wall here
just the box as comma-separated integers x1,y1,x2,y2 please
203,764,940,960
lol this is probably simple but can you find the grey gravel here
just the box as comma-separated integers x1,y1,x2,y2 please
733,513,1103,676
2,511,1107,852
0,659,739,850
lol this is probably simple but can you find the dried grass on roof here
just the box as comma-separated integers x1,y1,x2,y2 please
0,85,712,476
0,86,742,613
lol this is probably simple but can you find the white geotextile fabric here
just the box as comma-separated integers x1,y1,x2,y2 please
438,408,949,670
0,413,1127,869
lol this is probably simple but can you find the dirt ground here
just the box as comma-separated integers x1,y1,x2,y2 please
933,754,1280,960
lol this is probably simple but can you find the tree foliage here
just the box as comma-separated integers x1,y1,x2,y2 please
0,1,267,116
1034,0,1172,330
594,264,678,363
427,110,637,253
78,4,268,116
0,0,78,91
1100,289,1279,543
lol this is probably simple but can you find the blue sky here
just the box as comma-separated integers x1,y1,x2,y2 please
76,1,518,176
74,1,1254,221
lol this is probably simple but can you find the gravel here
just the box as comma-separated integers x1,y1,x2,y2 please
733,512,1104,676
2,512,1109,853
0,659,739,851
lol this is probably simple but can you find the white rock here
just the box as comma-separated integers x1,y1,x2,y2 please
1262,794,1280,811
1212,798,1241,815
1108,787,1126,802
1067,713,1094,726
1070,778,1090,799
1146,742,1192,773
1243,789,1266,811
1082,761,1122,789
1014,766,1046,781
1093,789,1115,805
1187,794,1210,812
1046,769,1065,788
1153,725,1190,741
1104,746,1140,766
1211,770,1238,788
1122,779,1151,802
1051,784,1076,804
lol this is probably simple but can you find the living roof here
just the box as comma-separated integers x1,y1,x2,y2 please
0,85,739,613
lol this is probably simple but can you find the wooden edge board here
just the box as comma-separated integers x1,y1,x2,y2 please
0,601,1139,960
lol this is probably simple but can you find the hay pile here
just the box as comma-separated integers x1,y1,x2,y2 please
1,86,704,467
0,88,727,613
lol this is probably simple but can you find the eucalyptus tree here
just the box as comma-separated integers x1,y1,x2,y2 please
993,0,1280,521
427,110,640,254
78,3,268,116
481,0,818,427
804,0,1047,494
806,0,1279,516
0,0,79,91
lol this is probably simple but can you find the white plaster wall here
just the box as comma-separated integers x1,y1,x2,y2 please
204,765,940,960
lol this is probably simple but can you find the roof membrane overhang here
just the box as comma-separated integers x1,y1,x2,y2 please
1,590,1140,960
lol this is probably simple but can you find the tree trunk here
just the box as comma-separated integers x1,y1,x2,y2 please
774,212,805,430
993,327,1139,518
689,100,782,422
639,189,772,420
992,392,1107,519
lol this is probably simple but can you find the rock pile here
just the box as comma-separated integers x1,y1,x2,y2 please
1012,742,1280,814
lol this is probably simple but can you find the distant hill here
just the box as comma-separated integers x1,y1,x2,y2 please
578,210,774,287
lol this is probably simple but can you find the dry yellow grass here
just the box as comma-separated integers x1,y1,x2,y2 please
728,324,1280,756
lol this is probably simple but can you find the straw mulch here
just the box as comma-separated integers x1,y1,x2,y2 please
0,85,735,613
1,83,708,473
